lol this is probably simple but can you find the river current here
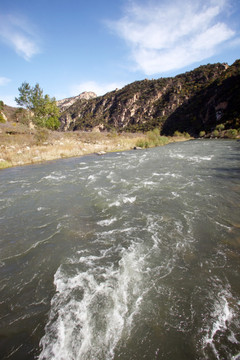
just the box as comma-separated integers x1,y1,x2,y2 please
0,139,240,360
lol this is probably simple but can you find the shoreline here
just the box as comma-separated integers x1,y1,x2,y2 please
0,123,191,170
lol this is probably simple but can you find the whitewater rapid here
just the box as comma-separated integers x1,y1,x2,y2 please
0,139,240,360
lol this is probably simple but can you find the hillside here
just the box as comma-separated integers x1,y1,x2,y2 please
60,60,240,135
57,91,97,112
0,103,18,123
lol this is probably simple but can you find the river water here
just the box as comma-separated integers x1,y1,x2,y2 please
0,139,240,360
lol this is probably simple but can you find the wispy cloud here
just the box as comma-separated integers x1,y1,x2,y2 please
108,0,236,74
0,14,40,60
71,81,125,96
0,77,11,86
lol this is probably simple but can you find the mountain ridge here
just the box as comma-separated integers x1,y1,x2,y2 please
60,60,240,135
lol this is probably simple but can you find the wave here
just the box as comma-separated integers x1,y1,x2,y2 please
39,241,147,360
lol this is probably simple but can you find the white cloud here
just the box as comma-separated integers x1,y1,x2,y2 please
71,81,125,96
109,0,236,74
0,77,11,86
0,14,40,60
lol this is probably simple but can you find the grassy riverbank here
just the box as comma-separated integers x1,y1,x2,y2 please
0,122,190,169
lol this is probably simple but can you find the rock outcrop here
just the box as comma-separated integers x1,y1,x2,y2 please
57,92,97,112
60,60,240,135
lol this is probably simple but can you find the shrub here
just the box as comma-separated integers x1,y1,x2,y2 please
173,130,182,137
0,160,11,169
135,130,169,149
0,113,6,123
146,128,161,145
157,136,169,146
199,131,206,137
135,139,150,148
145,128,170,147
34,128,49,144
173,131,190,138
216,123,225,131
212,129,219,137
225,129,238,138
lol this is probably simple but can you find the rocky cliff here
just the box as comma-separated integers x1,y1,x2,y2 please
60,60,240,135
57,91,97,112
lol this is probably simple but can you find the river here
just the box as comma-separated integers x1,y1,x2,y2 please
0,139,240,360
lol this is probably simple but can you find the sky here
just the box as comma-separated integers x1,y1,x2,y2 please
0,0,240,106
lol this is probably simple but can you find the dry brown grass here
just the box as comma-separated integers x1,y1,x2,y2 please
0,122,191,169
0,123,147,168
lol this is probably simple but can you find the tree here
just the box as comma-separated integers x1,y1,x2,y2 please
15,82,60,130
15,82,32,109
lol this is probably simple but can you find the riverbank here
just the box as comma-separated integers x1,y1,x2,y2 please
0,122,190,169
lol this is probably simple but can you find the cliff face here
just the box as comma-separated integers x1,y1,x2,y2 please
60,60,240,135
57,91,97,112
162,60,240,135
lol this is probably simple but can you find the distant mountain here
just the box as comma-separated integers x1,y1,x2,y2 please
0,92,97,123
60,60,240,136
57,91,97,112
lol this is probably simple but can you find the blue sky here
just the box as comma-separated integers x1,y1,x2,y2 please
0,0,240,106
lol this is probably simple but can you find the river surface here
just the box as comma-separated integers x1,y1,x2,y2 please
0,139,240,360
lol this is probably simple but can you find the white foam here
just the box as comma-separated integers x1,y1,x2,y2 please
188,155,213,163
164,172,181,178
39,242,146,360
169,153,185,159
78,166,89,170
122,196,136,204
202,288,237,358
143,181,155,186
87,174,96,182
109,196,136,208
97,217,117,226
43,173,66,181
169,153,214,163
109,200,121,207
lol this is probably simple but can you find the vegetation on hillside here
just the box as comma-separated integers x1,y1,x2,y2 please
2,60,240,142
0,100,6,123
163,60,240,135
60,60,240,137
